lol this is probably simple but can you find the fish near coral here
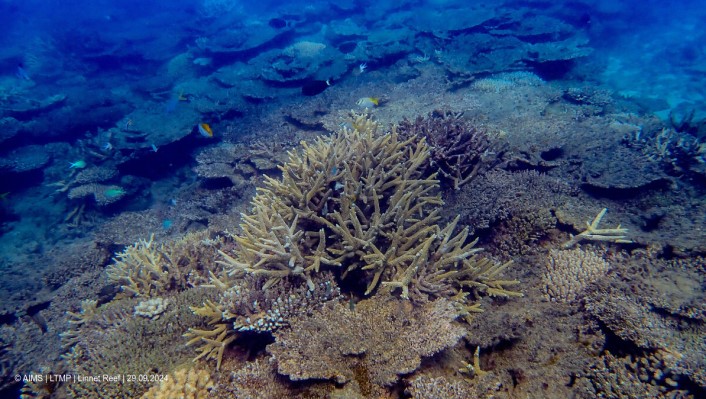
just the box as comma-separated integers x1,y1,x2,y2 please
356,97,379,108
197,123,213,138
69,160,87,169
104,187,126,198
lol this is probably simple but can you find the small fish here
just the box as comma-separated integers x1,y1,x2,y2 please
169,198,177,206
162,219,173,229
198,123,213,138
356,97,379,108
302,79,331,96
102,142,113,151
104,188,126,198
359,63,367,73
151,144,158,152
69,160,87,169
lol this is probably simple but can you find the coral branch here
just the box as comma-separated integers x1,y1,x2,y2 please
563,208,632,248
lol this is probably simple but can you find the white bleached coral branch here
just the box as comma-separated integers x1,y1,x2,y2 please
563,208,631,248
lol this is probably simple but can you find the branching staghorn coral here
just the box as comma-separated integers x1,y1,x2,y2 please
107,231,224,298
217,112,441,295
562,208,631,248
60,299,99,349
192,112,521,371
217,112,519,301
185,273,341,370
107,234,172,298
381,215,522,307
184,300,235,371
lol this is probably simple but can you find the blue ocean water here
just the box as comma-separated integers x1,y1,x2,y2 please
0,0,705,398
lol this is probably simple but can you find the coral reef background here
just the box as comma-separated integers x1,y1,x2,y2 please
1,0,705,398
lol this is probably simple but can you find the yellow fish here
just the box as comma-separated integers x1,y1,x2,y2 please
198,123,213,138
356,97,379,108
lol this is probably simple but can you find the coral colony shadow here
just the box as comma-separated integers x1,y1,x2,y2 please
1,0,705,398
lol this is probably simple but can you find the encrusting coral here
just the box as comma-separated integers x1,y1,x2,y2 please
190,112,521,371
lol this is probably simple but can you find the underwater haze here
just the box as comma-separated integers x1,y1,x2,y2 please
1,0,705,398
